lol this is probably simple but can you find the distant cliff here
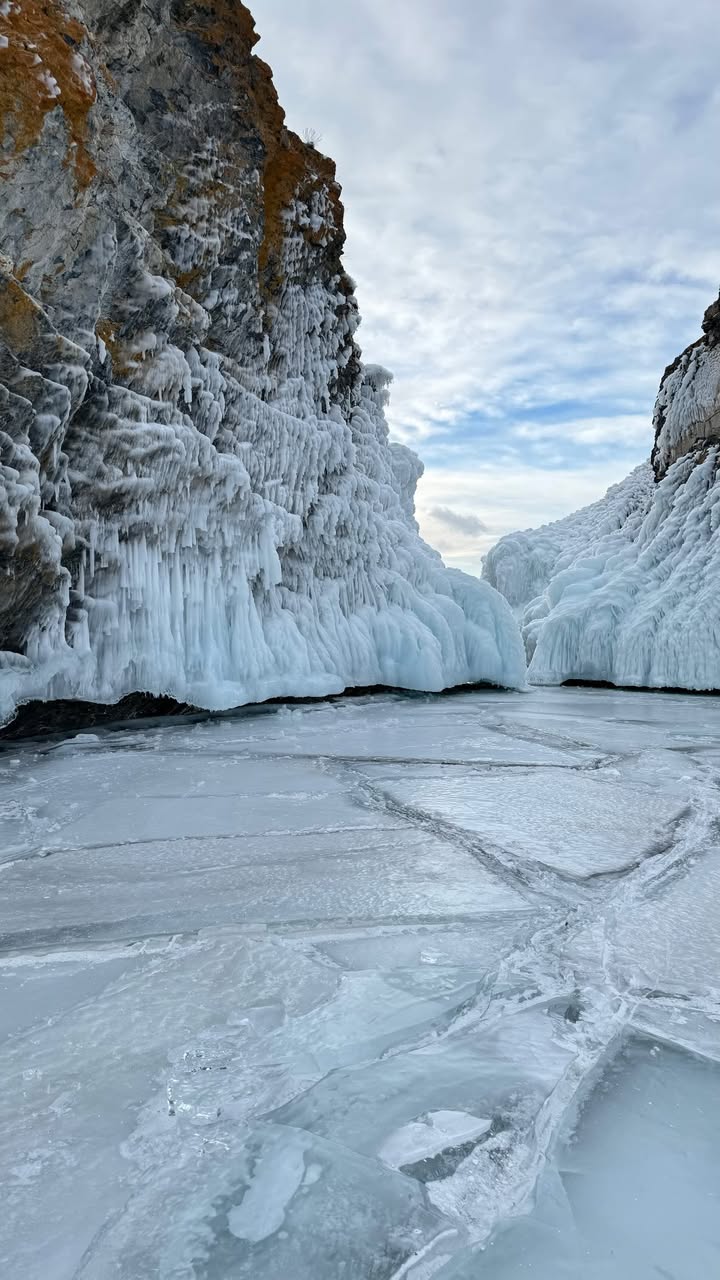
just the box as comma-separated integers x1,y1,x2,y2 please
0,0,524,722
484,292,720,691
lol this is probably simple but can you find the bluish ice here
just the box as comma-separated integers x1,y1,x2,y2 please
1,686,719,1279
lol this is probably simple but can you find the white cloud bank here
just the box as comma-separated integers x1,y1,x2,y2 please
252,0,720,568
416,461,638,574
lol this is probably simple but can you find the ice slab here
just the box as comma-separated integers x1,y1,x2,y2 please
0,748,367,863
103,694,600,766
250,966,495,1076
368,764,682,877
632,1003,720,1065
0,826,528,949
446,1037,720,1278
313,915,542,974
610,843,720,996
491,686,720,754
40,786,392,848
0,945,145,1041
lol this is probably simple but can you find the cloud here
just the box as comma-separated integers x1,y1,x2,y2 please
512,413,652,446
427,506,488,537
415,460,637,574
251,0,720,548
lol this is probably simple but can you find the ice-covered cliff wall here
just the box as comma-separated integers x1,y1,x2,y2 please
483,465,654,616
483,293,720,691
0,0,525,722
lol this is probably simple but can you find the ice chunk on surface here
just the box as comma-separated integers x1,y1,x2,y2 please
379,1112,493,1170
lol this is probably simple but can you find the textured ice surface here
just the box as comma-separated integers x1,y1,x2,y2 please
1,686,719,1279
485,451,720,690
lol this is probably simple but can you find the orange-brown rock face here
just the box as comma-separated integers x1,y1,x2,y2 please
0,1,525,719
0,0,349,353
0,0,97,186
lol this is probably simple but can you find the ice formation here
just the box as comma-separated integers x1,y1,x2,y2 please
3,686,720,1277
0,1,525,725
483,465,654,615
484,292,720,690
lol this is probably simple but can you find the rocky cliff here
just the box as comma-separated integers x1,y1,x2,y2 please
484,293,720,691
652,291,720,478
0,0,525,722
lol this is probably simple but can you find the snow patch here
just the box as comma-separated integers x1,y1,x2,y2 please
227,1136,308,1243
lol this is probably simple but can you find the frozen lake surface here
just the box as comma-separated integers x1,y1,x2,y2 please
1,685,719,1278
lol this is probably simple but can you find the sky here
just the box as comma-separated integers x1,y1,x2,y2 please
251,0,720,574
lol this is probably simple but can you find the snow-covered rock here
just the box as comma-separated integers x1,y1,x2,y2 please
652,291,720,478
521,451,720,689
484,293,720,691
483,465,654,615
0,1,525,724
